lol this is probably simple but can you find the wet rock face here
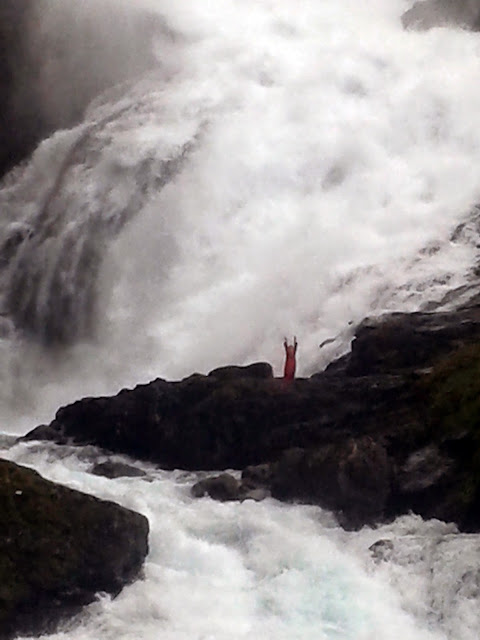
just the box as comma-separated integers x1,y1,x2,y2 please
341,308,480,377
270,438,391,530
0,459,149,640
90,460,147,479
401,0,480,31
191,473,241,501
24,306,480,530
25,367,414,471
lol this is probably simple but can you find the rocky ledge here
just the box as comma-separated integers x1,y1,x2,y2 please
25,304,480,531
0,459,149,640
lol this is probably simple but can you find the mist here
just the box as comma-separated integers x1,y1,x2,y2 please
0,0,171,176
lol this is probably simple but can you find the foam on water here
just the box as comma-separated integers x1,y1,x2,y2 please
2,439,479,640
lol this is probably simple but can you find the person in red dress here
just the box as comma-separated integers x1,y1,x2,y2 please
283,336,297,380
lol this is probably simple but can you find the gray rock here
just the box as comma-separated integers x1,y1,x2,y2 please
191,473,240,501
271,437,391,530
208,362,273,380
401,0,480,31
369,539,394,563
90,460,147,479
398,446,453,492
241,463,273,487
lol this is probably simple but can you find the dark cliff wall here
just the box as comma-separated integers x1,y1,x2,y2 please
0,0,36,177
0,0,163,178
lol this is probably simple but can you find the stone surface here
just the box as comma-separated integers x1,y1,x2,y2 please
401,0,480,31
270,437,391,530
24,305,480,530
90,460,147,479
208,362,273,380
0,459,149,640
191,473,241,501
369,539,394,563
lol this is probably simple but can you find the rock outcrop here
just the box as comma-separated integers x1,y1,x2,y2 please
0,459,149,640
24,304,480,530
401,0,480,31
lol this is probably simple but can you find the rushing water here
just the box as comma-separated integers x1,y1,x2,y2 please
2,437,480,640
2,1,480,638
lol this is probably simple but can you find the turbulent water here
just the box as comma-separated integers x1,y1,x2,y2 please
2,437,480,640
2,1,480,638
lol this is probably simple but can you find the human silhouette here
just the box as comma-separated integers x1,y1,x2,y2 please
283,336,297,380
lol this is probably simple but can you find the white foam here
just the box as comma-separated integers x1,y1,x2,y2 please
4,440,477,640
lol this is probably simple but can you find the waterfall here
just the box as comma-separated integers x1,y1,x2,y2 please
2,2,480,638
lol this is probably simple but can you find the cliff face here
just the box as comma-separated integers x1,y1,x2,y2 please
24,304,480,531
0,0,162,178
0,0,35,177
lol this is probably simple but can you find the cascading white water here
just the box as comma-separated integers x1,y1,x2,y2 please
2,0,480,429
2,1,480,638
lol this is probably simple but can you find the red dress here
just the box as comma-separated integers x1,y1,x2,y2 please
283,340,297,380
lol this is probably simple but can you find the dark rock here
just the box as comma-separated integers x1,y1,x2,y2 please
191,473,240,501
369,539,394,563
389,445,460,524
21,424,67,444
270,437,391,530
241,463,274,488
90,460,146,479
401,0,480,31
0,458,149,640
344,309,480,377
191,473,270,503
23,306,480,531
24,370,415,471
208,362,274,380
397,446,453,493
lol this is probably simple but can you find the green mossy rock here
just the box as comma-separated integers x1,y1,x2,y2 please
0,459,149,639
421,343,480,529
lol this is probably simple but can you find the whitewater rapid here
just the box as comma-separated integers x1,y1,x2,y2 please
2,437,479,640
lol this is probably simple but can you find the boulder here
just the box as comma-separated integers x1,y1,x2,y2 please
191,472,270,503
0,459,149,640
270,437,391,530
401,0,480,31
191,473,241,501
208,362,273,380
369,539,394,563
90,460,147,479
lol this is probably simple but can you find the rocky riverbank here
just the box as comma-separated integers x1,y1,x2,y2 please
0,459,149,640
24,303,480,532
